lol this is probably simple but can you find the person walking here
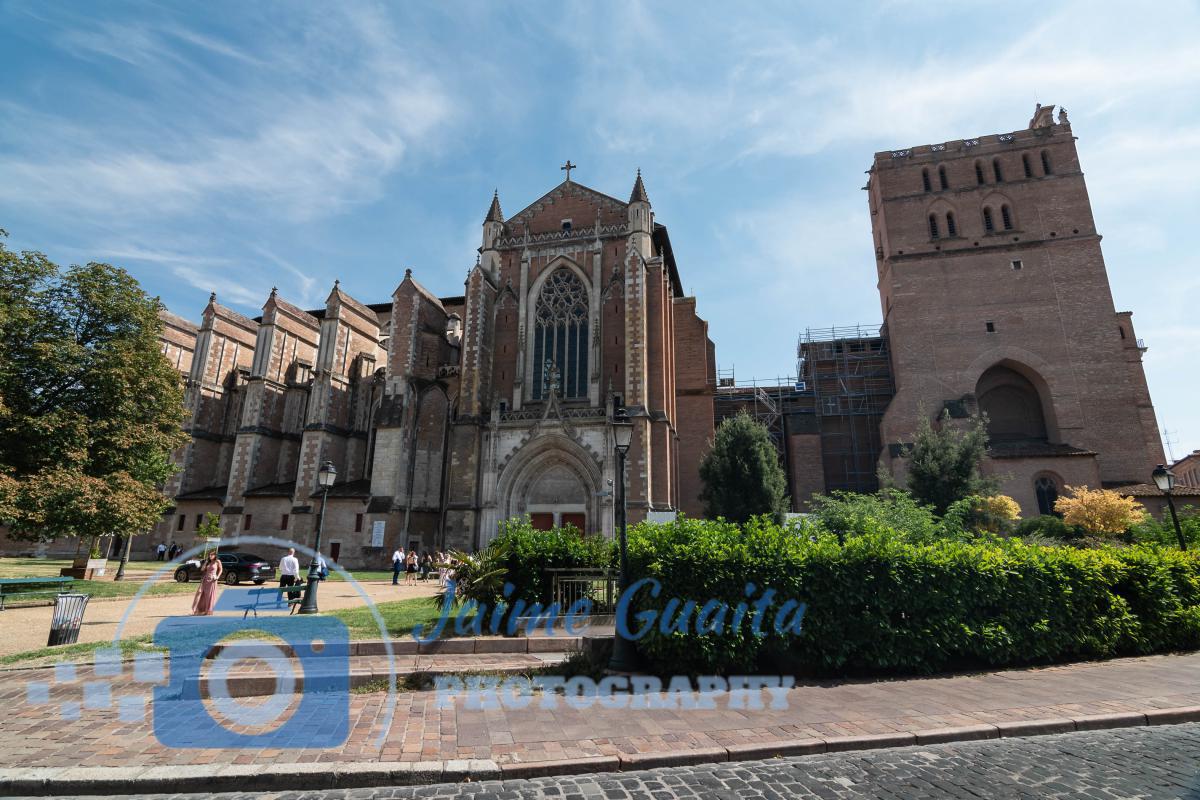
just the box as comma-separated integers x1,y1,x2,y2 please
191,552,222,616
404,550,419,583
279,548,301,600
437,551,450,587
156,542,167,561
391,547,404,585
420,552,434,580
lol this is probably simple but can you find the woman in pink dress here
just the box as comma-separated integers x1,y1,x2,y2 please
192,552,222,615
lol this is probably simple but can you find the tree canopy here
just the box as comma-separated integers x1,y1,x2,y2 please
699,412,788,524
905,410,997,515
0,234,188,542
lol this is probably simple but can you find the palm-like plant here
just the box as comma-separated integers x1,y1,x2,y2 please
435,542,510,613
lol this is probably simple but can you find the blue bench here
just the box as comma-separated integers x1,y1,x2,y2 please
0,577,74,610
229,586,303,619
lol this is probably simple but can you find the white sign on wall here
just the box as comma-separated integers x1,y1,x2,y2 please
370,520,386,548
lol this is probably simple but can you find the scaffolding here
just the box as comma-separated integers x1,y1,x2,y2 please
797,324,894,494
713,367,810,458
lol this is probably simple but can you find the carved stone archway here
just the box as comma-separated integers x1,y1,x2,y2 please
489,433,605,544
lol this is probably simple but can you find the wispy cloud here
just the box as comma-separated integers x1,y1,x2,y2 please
0,6,456,223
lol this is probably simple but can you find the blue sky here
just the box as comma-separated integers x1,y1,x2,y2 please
2,1,1198,458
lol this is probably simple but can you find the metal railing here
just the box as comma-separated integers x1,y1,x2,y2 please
548,568,615,613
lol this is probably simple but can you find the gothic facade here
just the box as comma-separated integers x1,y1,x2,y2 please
147,173,716,567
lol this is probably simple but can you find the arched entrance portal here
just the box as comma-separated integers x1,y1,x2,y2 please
494,433,604,539
525,463,588,532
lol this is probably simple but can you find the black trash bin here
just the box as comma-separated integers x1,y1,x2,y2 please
47,593,90,647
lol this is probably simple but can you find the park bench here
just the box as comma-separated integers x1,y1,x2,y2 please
232,586,303,618
0,577,74,610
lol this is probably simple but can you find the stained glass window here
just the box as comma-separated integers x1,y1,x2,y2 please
532,269,589,400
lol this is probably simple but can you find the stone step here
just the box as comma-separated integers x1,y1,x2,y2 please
205,634,584,659
176,651,569,698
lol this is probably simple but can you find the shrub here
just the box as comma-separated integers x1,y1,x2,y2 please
1127,505,1200,549
906,410,997,514
941,494,1022,537
699,412,788,523
809,489,939,543
1015,514,1082,541
443,518,614,612
1055,486,1147,537
624,516,1200,677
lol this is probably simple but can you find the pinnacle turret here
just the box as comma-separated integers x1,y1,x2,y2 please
485,190,504,223
629,169,649,204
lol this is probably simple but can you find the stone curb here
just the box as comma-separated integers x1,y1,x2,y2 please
3,707,1196,796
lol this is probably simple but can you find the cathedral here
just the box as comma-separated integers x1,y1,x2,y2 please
152,171,717,565
4,104,1169,568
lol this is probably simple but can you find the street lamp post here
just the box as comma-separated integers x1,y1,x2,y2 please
1152,464,1187,551
608,405,636,673
298,460,337,614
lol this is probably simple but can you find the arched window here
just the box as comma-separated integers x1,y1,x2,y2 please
993,158,1004,182
975,161,986,185
1022,153,1033,178
1001,204,1014,230
1041,150,1052,175
1035,476,1061,516
921,168,932,192
983,207,995,232
532,269,589,400
938,165,949,190
1118,326,1126,340
946,211,957,237
928,214,940,239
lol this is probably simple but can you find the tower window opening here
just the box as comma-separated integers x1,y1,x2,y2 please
946,211,957,237
1022,153,1033,178
1001,205,1014,230
993,159,1004,182
1041,150,1052,174
928,214,940,239
985,321,996,333
938,165,949,190
921,168,932,192
983,207,995,232
975,161,985,185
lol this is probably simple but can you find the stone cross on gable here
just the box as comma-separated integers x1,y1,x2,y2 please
560,160,576,181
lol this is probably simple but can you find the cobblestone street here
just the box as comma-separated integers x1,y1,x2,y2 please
23,723,1200,800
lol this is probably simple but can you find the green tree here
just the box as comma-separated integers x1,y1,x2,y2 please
905,410,997,515
699,412,788,523
0,233,189,548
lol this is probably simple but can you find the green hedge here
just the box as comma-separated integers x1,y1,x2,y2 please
624,516,1200,677
453,519,615,609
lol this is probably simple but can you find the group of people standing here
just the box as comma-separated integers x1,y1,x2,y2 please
391,548,452,586
155,542,183,561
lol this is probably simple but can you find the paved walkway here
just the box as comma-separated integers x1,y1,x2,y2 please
0,579,439,657
39,724,1200,800
2,650,1199,774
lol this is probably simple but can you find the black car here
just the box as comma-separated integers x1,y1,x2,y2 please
174,552,275,585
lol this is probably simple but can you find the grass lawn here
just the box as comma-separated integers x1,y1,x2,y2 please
0,635,158,669
330,596,449,640
0,557,166,578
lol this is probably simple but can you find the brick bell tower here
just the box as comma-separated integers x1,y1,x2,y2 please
869,104,1164,515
